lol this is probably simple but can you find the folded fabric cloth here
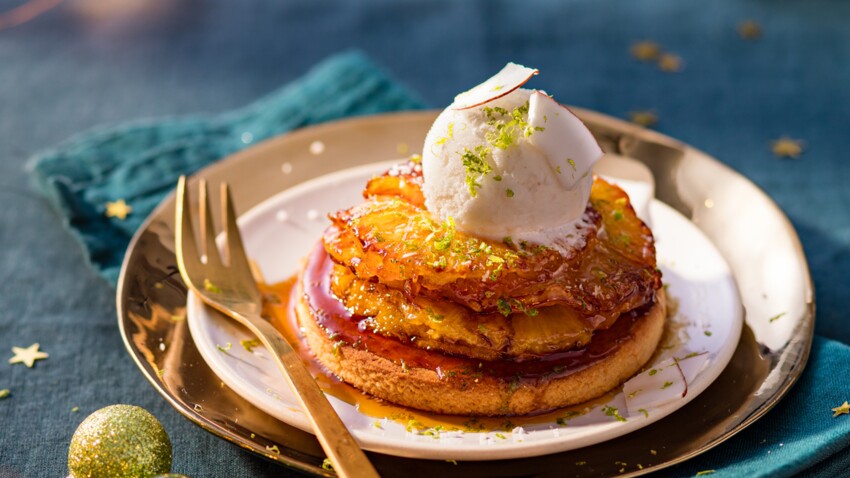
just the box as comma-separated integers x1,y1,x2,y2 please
28,51,425,283
672,336,850,477
27,52,849,477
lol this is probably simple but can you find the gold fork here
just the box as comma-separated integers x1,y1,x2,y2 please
174,176,379,478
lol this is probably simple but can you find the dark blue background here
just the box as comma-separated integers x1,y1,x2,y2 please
1,1,848,476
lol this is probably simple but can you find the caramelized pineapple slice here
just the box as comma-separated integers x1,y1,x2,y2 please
329,263,621,360
324,161,660,316
590,178,655,265
325,198,598,311
363,159,425,207
330,263,511,361
510,306,607,357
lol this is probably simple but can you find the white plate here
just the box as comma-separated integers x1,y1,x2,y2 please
186,161,743,461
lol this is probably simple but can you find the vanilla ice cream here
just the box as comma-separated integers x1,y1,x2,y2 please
421,63,604,252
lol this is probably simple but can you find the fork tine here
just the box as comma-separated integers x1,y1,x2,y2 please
199,178,223,267
175,176,204,280
221,183,263,294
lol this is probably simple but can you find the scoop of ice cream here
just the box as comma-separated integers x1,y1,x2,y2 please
421,63,604,250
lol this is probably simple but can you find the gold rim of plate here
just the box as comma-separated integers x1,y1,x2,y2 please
116,109,815,477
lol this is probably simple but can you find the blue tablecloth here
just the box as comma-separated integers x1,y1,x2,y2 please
1,1,849,477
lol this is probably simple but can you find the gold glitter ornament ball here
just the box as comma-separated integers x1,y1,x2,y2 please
68,404,172,478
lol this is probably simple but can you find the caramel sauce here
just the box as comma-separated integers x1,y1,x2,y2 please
260,241,651,430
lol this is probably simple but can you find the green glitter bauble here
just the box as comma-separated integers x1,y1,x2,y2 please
68,404,172,478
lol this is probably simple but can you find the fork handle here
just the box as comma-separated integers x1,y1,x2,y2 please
242,315,380,478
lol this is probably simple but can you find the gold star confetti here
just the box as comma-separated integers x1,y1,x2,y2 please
832,401,850,417
738,20,762,40
105,199,132,220
629,111,658,127
8,343,49,368
630,41,661,61
658,53,684,73
771,137,804,158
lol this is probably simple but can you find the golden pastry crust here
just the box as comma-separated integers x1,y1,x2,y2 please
295,276,666,416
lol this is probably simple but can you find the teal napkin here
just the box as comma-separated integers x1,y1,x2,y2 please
672,336,850,477
28,51,424,283
26,52,850,477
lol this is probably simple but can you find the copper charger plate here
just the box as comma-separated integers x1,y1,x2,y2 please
116,110,814,477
